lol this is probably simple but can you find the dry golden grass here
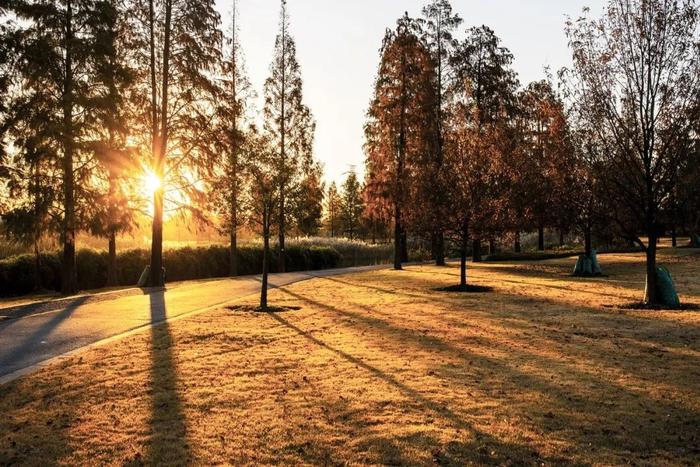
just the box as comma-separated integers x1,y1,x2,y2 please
1,249,700,466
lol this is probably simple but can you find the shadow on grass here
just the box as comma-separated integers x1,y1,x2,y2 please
145,291,189,465
227,304,302,313
275,284,700,463
268,312,557,465
435,284,493,293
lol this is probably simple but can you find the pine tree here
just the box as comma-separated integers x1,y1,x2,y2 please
324,182,341,237
263,0,315,272
293,161,324,236
340,171,363,240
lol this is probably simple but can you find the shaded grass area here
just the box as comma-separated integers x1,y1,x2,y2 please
1,250,700,465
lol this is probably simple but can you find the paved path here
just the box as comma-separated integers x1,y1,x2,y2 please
0,265,386,384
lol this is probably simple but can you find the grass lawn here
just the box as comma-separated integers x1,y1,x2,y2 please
1,249,700,465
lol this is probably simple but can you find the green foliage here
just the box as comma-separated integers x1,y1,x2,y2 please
0,240,402,297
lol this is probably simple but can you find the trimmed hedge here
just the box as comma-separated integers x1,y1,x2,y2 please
0,244,343,297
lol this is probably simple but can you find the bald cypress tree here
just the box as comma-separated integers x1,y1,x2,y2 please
364,13,436,270
420,0,461,266
143,0,222,286
210,0,254,277
263,0,315,273
2,0,105,295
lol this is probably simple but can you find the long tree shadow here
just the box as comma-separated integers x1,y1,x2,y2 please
268,312,561,465
145,291,190,465
275,286,700,463
0,296,89,377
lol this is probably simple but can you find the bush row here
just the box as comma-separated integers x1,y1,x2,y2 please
0,244,346,297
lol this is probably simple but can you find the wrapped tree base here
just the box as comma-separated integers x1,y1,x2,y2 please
691,234,700,248
573,250,603,276
137,266,151,287
645,266,681,308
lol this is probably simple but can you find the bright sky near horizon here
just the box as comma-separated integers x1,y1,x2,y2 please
217,0,605,186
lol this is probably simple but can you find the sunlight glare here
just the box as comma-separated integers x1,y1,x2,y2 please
144,171,162,196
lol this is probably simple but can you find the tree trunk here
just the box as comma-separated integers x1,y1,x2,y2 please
514,231,521,253
400,228,409,263
435,231,446,266
458,221,470,286
584,225,592,258
460,234,467,287
559,230,565,247
671,227,677,248
537,225,545,251
61,0,77,296
149,0,172,288
393,207,402,270
472,239,482,263
107,231,118,287
261,209,269,310
488,238,496,256
33,239,41,292
644,235,658,305
229,228,237,277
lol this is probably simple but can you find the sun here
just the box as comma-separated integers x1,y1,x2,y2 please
143,171,162,196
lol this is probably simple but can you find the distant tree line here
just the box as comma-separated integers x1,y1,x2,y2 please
364,0,700,304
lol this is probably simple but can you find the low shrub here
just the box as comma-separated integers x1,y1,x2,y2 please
0,240,357,297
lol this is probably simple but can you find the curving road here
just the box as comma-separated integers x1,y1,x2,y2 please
0,265,385,385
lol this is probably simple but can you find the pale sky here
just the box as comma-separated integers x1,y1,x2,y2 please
217,0,605,186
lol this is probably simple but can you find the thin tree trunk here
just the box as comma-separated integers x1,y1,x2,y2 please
488,238,496,256
149,0,172,287
460,241,467,287
460,224,468,287
107,231,117,286
33,238,41,292
559,230,565,247
61,0,77,296
671,226,677,248
472,239,482,263
644,235,658,305
537,225,545,251
260,207,269,310
514,231,521,253
393,206,402,270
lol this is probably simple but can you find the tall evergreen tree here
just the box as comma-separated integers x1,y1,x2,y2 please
420,0,461,266
445,25,518,284
209,0,253,277
364,13,436,270
324,181,341,237
143,0,223,286
292,161,324,236
263,0,315,272
3,0,108,295
88,0,139,286
340,170,363,240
